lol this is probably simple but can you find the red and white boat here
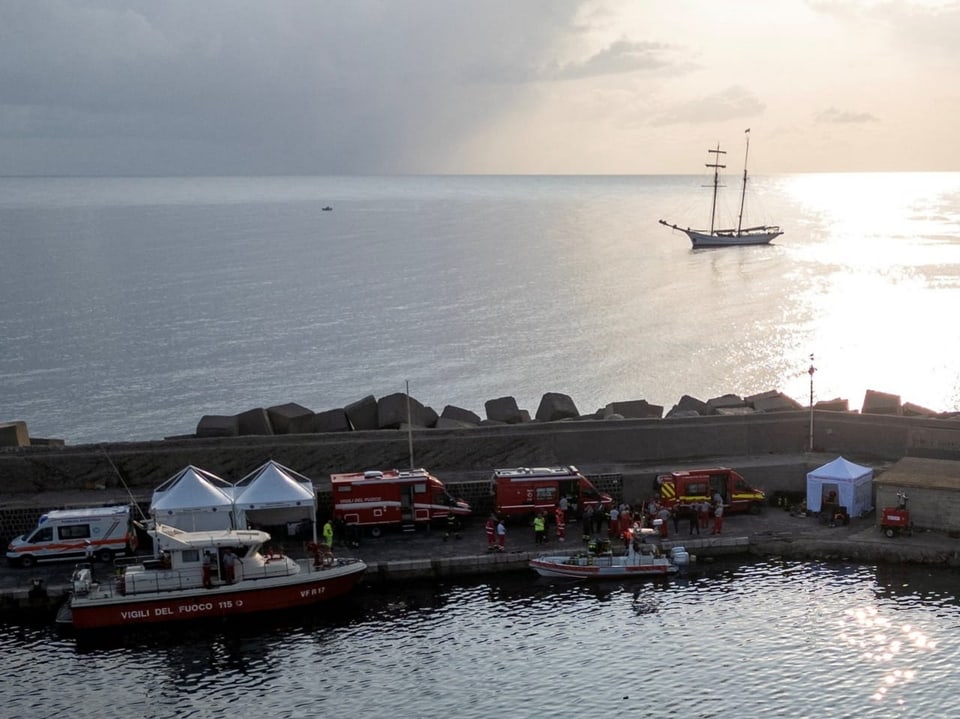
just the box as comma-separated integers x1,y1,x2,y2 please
530,533,686,580
57,523,366,630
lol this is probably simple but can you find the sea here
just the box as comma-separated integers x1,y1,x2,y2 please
3,173,960,445
3,174,960,716
4,559,960,719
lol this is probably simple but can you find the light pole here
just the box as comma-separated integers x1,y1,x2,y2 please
808,354,816,452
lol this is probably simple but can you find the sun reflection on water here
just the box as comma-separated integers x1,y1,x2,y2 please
839,605,935,706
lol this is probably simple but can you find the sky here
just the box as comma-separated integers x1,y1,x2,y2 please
1,0,959,176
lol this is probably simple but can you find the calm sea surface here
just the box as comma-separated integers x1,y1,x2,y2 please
4,559,960,719
2,173,960,444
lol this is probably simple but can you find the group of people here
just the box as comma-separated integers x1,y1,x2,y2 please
484,491,730,551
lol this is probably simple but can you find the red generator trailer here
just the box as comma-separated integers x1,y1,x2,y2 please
880,492,912,538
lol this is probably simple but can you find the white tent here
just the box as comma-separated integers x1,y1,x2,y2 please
806,456,874,518
233,460,318,543
150,465,237,531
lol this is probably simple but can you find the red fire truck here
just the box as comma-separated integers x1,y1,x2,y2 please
491,466,612,518
331,468,471,536
656,468,766,515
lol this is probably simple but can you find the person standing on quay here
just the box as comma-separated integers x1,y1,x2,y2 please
323,518,334,548
554,505,566,542
698,500,711,531
496,517,507,551
533,511,546,545
688,507,700,536
486,514,497,551
712,501,724,535
608,505,620,539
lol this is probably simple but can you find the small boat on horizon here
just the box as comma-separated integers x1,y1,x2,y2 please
57,522,366,630
659,129,782,248
322,206,333,211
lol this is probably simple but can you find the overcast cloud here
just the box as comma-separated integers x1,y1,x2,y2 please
1,1,959,174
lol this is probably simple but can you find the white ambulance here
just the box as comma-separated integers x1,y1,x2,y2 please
6,505,139,567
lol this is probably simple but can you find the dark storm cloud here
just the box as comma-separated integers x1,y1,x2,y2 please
0,0,587,175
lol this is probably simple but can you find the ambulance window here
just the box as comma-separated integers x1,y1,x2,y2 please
29,527,54,543
734,479,750,491
59,524,91,540
689,483,708,496
581,486,599,500
414,483,426,493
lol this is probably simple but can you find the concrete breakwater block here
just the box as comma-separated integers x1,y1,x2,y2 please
238,407,274,435
196,415,240,438
603,400,663,420
485,396,523,424
266,403,313,434
441,405,482,425
862,389,902,415
345,395,378,430
377,393,438,429
535,392,579,422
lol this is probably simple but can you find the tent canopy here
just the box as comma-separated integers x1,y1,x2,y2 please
233,460,317,541
806,456,874,517
150,465,236,531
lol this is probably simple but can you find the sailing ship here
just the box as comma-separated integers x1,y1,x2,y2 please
659,129,782,248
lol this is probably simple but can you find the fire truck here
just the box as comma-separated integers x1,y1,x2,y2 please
491,466,612,518
331,468,471,536
655,468,766,515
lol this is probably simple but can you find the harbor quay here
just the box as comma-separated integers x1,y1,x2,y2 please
3,410,960,616
3,496,958,617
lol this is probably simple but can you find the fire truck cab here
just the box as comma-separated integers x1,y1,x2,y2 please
491,466,612,518
331,468,471,536
656,468,765,515
6,505,139,568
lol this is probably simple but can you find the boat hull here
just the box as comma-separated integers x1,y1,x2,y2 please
686,228,782,248
529,555,677,580
658,221,782,248
65,561,366,630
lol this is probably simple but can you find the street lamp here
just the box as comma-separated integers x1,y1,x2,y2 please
808,354,816,452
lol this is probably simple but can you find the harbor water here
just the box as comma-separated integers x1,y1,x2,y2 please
4,558,960,718
2,173,960,444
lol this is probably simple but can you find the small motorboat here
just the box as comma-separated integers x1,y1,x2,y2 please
530,531,687,580
322,206,333,211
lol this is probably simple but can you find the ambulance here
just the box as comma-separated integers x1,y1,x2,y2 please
331,468,471,536
491,466,612,518
6,504,139,568
655,468,766,515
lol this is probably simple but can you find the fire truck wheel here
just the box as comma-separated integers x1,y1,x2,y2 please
19,555,36,568
97,548,114,563
370,527,382,538
884,527,896,538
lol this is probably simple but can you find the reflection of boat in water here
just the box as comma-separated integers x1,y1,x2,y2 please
659,129,782,248
57,523,366,630
529,531,687,580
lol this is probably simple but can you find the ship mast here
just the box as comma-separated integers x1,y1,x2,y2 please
706,144,726,235
737,128,751,236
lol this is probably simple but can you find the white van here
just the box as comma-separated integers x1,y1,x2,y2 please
6,505,139,568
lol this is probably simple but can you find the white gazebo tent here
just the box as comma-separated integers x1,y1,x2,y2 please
232,460,318,544
806,456,874,518
150,465,237,531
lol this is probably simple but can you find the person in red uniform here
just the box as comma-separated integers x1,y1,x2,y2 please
554,505,566,542
712,501,724,535
485,514,497,551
